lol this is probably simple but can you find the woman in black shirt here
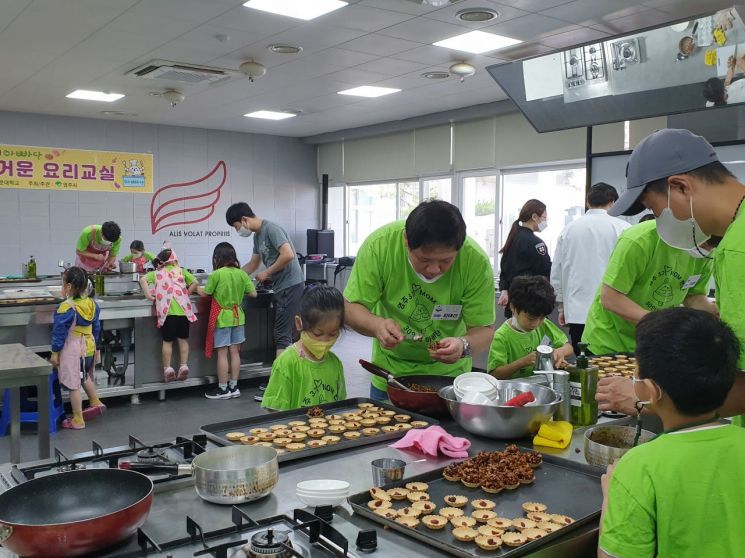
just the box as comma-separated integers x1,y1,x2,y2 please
498,199,551,318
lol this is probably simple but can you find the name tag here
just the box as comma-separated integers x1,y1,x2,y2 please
431,304,462,320
682,274,701,290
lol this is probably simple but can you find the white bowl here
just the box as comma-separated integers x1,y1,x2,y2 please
296,488,350,497
460,391,497,406
454,373,499,394
296,492,348,507
296,479,350,492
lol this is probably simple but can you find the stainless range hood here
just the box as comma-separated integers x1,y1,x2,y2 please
487,5,745,132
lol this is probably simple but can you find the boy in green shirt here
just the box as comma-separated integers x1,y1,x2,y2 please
599,307,745,558
263,286,346,411
488,275,572,379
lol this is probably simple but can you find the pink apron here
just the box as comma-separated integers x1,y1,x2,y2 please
151,266,197,328
75,226,110,272
130,256,147,273
57,300,88,390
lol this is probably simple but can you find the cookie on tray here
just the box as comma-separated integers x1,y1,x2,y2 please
439,507,465,520
527,511,552,523
239,436,258,445
373,508,398,520
394,414,411,423
362,427,381,437
522,502,548,513
307,428,326,438
367,499,392,511
511,518,538,531
410,421,429,428
487,517,513,530
285,442,306,452
537,521,561,534
422,515,447,530
307,439,327,449
502,532,528,548
249,428,269,435
450,516,477,529
522,528,548,542
343,431,361,440
550,514,575,526
258,432,276,442
411,501,436,514
369,487,391,501
395,516,420,529
272,437,291,448
472,510,497,523
452,527,479,542
255,442,274,448
381,425,399,433
478,525,505,537
269,424,288,431
471,499,497,511
405,481,429,492
474,535,502,551
406,491,430,503
225,432,245,441
387,487,410,501
321,435,341,445
287,421,307,428
443,494,468,508
397,506,422,518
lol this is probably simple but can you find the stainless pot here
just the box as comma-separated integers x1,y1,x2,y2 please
127,445,278,505
119,261,137,273
438,382,561,439
584,425,655,468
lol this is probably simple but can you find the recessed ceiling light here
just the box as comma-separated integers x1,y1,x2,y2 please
66,89,125,102
433,30,521,54
100,111,137,117
338,86,401,98
243,0,347,20
268,44,303,54
422,71,451,79
456,8,499,22
244,110,297,120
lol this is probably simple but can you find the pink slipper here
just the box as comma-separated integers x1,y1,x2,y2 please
62,417,85,430
164,367,176,382
177,365,189,381
82,403,106,421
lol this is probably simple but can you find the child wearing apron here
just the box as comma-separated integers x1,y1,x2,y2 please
50,267,105,429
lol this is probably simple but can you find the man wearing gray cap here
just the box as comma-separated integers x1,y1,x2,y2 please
599,128,745,423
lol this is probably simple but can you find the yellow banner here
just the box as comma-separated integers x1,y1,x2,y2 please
0,144,153,193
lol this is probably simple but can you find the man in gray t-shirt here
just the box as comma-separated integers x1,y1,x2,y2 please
226,203,305,362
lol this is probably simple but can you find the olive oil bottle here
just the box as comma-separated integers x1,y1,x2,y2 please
567,343,599,427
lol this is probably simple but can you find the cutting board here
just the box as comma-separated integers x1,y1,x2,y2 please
717,45,737,76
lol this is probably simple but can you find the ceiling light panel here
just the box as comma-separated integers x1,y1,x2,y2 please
66,90,125,102
244,110,297,120
243,0,347,21
337,86,401,98
433,30,521,54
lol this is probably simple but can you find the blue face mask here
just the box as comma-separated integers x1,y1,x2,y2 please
238,226,253,238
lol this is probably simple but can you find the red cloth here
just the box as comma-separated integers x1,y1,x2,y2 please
204,297,221,358
389,425,470,458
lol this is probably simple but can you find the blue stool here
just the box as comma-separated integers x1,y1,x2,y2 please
0,370,66,435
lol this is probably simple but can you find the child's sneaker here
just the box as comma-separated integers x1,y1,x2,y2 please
62,417,85,430
229,385,241,398
82,403,106,421
163,367,176,382
205,386,231,400
177,365,189,381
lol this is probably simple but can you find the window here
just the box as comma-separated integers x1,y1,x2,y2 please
462,175,497,269
423,177,451,202
327,186,345,258
347,183,397,256
398,181,420,219
500,166,585,261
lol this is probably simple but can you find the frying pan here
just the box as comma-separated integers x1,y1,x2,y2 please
359,359,453,416
123,445,278,505
0,468,153,557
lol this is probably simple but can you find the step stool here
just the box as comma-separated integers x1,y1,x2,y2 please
0,371,66,435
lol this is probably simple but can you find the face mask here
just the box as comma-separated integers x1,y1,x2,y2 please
407,254,443,284
238,226,253,238
300,331,337,360
686,245,713,259
537,220,548,232
632,377,657,410
656,187,710,250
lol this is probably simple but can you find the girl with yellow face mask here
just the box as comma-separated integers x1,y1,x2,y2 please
262,286,346,411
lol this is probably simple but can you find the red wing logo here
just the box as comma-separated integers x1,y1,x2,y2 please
150,160,227,234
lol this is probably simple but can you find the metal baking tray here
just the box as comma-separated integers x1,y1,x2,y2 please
348,454,602,558
200,398,438,464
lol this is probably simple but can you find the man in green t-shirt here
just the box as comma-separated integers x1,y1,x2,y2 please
344,200,496,400
75,222,121,272
601,128,745,423
599,307,745,558
582,220,715,355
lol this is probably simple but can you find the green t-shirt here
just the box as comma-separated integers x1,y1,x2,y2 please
600,424,745,558
203,267,256,328
487,319,568,378
582,221,712,354
344,221,496,391
122,251,155,263
716,202,745,369
262,345,346,411
144,266,196,316
76,224,122,257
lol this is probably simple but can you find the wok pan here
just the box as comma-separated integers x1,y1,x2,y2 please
123,445,278,505
0,468,153,557
359,359,453,416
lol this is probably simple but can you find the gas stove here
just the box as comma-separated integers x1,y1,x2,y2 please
0,434,213,489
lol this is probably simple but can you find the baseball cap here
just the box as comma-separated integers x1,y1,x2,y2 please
609,128,719,217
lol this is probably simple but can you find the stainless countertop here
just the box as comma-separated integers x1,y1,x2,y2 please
0,343,52,378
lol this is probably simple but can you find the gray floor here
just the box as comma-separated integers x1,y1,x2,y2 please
0,331,374,463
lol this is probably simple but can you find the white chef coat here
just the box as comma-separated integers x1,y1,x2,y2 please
550,209,631,324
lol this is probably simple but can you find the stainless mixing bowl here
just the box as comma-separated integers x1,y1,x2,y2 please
438,381,561,439
584,425,655,468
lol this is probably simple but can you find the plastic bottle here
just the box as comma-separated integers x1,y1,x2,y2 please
26,256,37,279
567,342,599,426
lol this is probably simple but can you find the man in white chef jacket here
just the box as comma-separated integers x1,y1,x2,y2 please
550,183,630,353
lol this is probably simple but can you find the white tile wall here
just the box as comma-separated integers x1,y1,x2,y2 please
0,111,319,275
